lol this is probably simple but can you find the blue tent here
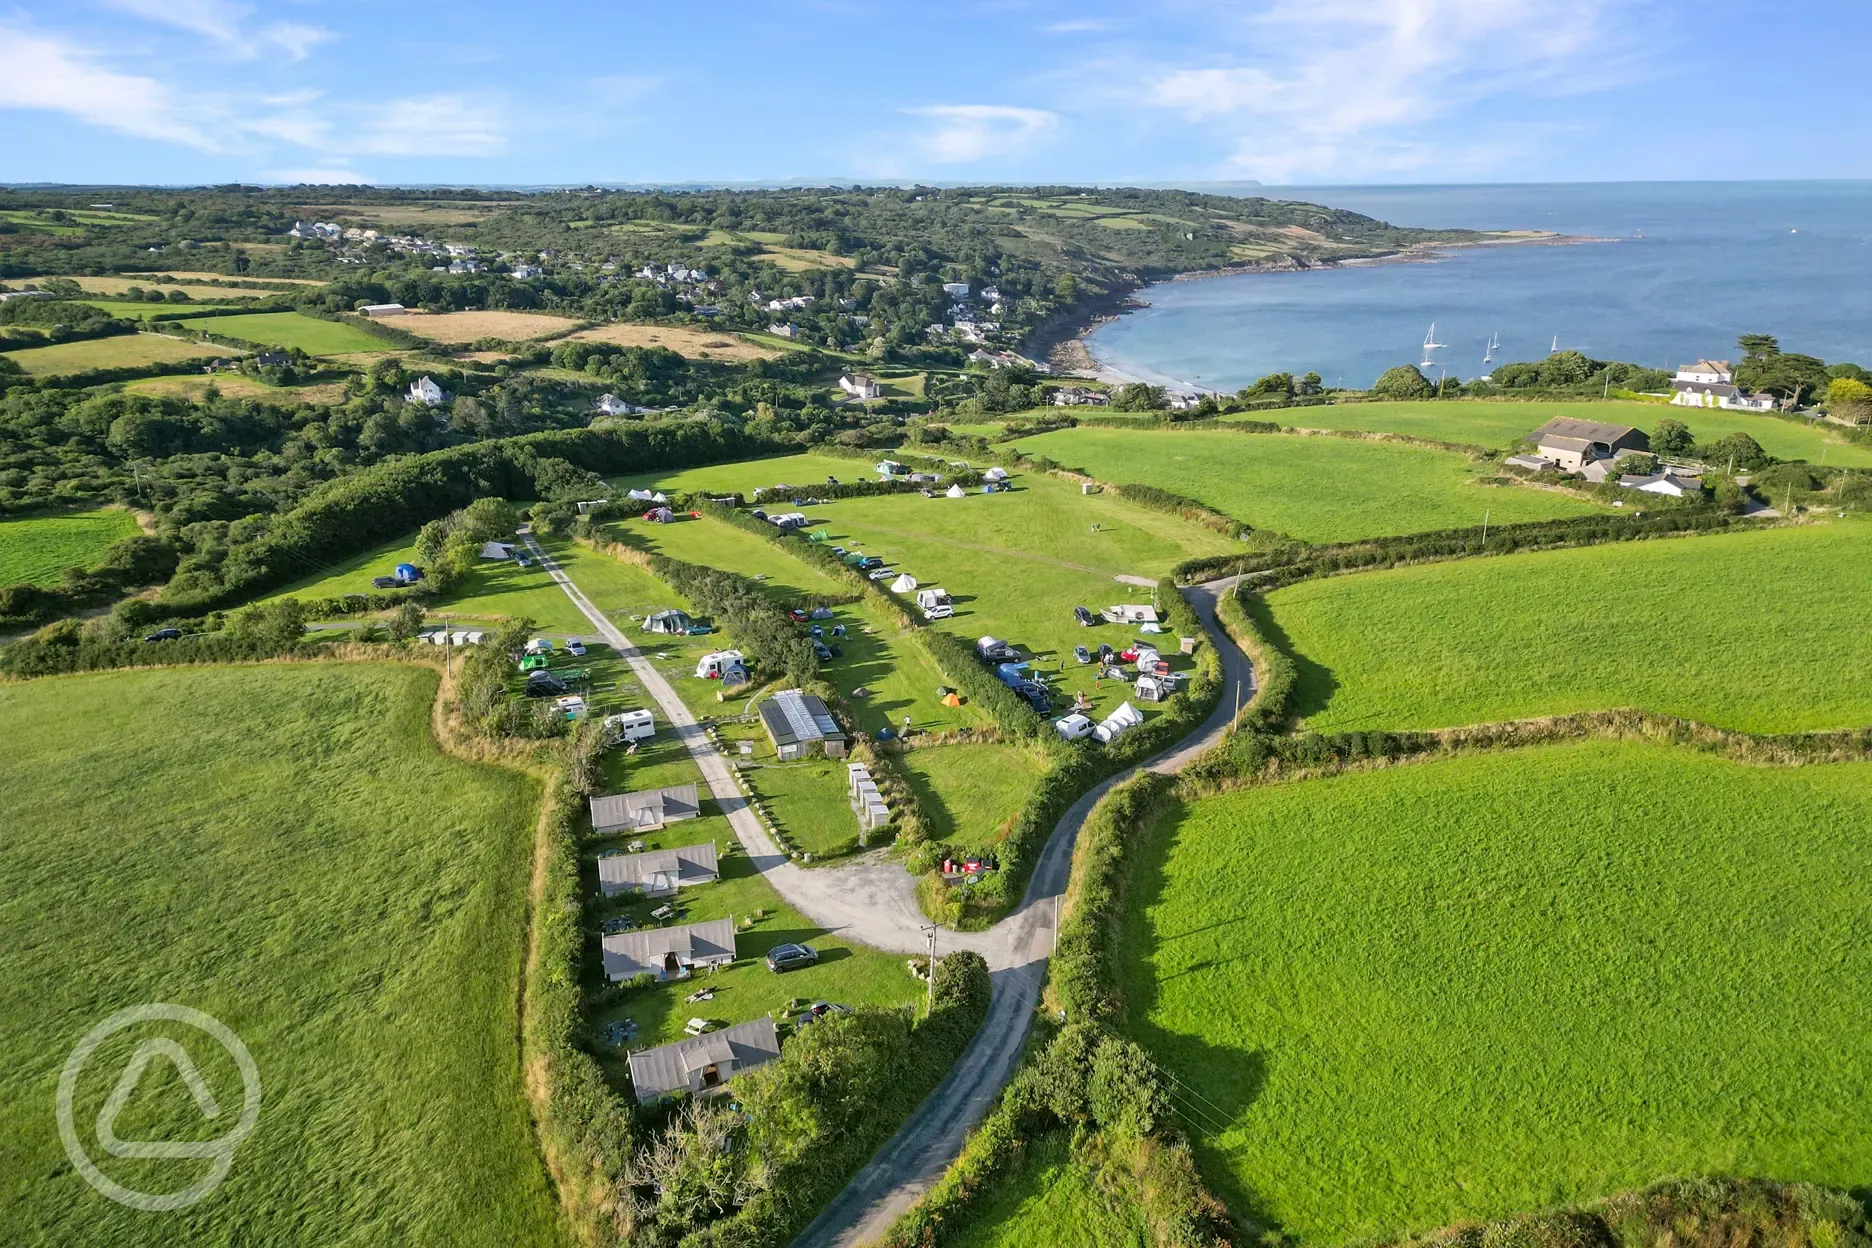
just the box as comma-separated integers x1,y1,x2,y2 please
394,563,422,584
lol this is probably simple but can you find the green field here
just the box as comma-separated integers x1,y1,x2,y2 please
1119,739,1872,1244
609,452,884,499
1287,399,1872,468
899,743,1049,842
946,1134,1149,1248
1,332,226,377
1010,427,1605,543
1268,520,1872,734
0,665,565,1247
0,507,141,585
740,754,863,857
176,312,389,356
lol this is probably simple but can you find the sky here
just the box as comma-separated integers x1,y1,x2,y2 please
1,0,1868,187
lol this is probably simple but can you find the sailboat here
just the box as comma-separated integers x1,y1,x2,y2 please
1483,331,1499,364
1420,322,1443,370
1549,335,1559,354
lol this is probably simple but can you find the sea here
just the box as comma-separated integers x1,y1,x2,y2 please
1083,181,1872,392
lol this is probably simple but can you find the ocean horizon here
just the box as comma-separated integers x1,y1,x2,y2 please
1084,180,1872,392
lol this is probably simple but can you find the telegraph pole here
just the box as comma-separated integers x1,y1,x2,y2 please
924,926,936,1017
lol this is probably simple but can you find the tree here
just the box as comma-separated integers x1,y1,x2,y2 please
388,601,424,640
1737,333,1780,363
1651,418,1695,458
1696,431,1770,473
1297,371,1323,395
1112,382,1167,411
1245,371,1293,399
1371,364,1433,399
1087,1036,1169,1140
1827,376,1872,425
1736,351,1829,406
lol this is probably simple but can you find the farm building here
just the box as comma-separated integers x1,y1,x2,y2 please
626,1016,781,1105
1528,417,1650,473
839,373,882,400
643,609,694,635
1619,470,1704,497
590,784,702,834
758,689,847,760
596,841,719,897
358,303,406,316
601,917,737,982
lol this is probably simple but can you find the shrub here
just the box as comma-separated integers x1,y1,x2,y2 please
1372,364,1434,399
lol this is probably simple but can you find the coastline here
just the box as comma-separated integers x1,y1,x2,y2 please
1047,231,1618,389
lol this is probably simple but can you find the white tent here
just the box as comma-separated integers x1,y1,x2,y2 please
889,573,918,593
945,484,966,499
1092,701,1145,744
984,466,1010,482
627,488,657,501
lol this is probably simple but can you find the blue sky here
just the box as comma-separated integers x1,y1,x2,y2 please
1,0,1867,186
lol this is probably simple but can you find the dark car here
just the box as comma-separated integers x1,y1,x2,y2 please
143,627,182,642
1073,645,1092,664
766,943,819,973
858,556,884,569
813,640,834,661
1073,605,1096,626
1096,643,1115,663
796,1001,851,1026
371,575,400,589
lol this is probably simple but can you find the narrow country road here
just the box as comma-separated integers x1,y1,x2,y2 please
520,532,1252,1245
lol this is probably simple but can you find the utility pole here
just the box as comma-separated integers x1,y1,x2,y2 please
924,926,936,1017
443,615,451,679
1480,509,1490,547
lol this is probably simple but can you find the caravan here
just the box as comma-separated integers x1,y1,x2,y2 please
915,588,954,620
695,650,746,680
604,709,657,744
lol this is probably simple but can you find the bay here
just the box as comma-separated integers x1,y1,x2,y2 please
1085,181,1872,391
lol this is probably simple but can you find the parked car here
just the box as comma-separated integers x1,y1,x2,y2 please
830,546,847,557
1096,643,1115,663
566,639,587,657
867,567,894,581
923,604,955,621
813,640,834,661
525,670,568,697
143,627,182,642
1073,645,1092,664
858,556,885,569
766,944,819,973
1073,605,1096,626
371,576,400,589
796,1001,851,1026
515,555,532,568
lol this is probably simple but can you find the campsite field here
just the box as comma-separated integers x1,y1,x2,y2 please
899,743,1049,843
609,452,880,499
1267,520,1872,734
395,310,582,342
0,664,566,1247
1289,399,1872,467
946,1135,1150,1248
1118,739,1872,1244
0,506,141,585
1,332,226,377
1009,427,1604,543
176,311,389,356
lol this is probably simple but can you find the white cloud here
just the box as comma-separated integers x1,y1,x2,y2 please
1138,0,1642,181
906,104,1059,163
350,94,507,156
101,0,334,61
1047,19,1114,33
263,166,370,185
0,23,215,147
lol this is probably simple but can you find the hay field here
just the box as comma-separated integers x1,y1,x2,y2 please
568,323,781,361
395,310,582,342
1118,739,1872,1244
59,276,279,300
125,374,350,405
1,332,227,377
127,271,326,286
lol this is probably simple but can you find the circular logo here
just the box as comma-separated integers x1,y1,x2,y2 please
56,1003,262,1212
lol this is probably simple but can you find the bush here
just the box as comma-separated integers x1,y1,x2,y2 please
1372,364,1434,399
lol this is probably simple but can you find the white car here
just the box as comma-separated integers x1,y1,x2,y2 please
923,604,955,621
567,638,587,657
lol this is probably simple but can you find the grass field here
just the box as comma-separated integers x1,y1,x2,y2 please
125,374,349,405
1009,427,1605,543
2,332,226,377
615,458,1231,725
946,1135,1150,1248
1118,739,1872,1244
396,311,582,342
0,664,566,1247
610,452,882,498
1289,399,1872,467
61,276,283,300
177,312,390,356
0,507,141,585
1268,520,1872,734
899,743,1049,842
740,755,860,857
569,323,781,361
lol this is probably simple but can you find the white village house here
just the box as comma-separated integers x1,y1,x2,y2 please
838,373,882,400
407,376,446,407
1670,360,1777,411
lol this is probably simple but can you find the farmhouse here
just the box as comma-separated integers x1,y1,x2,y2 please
596,840,719,897
358,303,406,317
590,783,702,834
601,917,737,982
1619,470,1704,497
839,373,882,400
1052,386,1109,407
759,689,846,760
407,376,446,407
1670,360,1778,410
1528,417,1650,473
596,393,650,416
626,1016,782,1105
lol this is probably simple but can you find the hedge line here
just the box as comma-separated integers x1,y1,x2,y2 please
0,629,332,678
1109,482,1246,538
1173,507,1757,587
